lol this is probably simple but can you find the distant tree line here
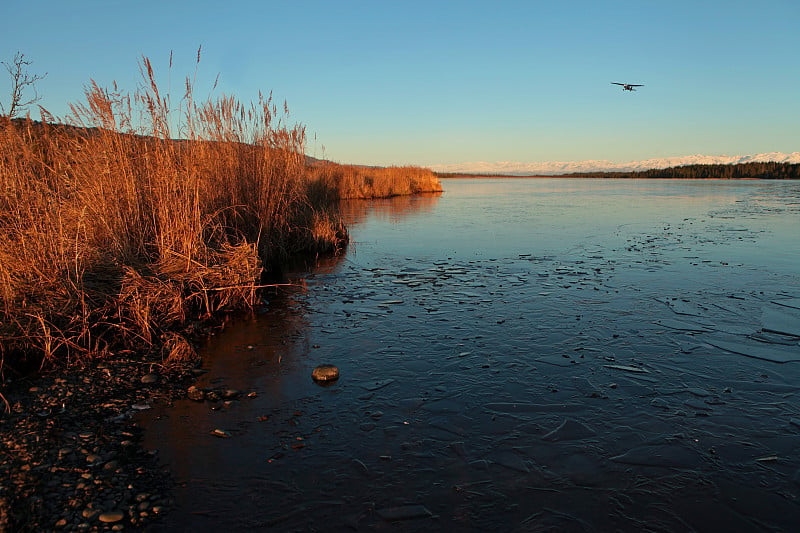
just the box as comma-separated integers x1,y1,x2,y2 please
561,162,800,180
436,162,800,180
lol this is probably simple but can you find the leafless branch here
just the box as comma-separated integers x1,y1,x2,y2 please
1,51,47,118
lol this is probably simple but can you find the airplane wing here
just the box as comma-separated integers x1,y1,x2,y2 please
629,84,644,87
611,82,624,85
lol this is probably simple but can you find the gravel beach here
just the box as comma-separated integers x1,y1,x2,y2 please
1,352,200,532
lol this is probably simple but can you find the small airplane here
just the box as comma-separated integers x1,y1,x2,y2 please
612,82,644,92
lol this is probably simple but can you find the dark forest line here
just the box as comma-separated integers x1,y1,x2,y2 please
559,161,800,179
437,161,800,180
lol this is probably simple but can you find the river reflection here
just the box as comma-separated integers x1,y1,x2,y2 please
340,191,443,226
142,179,800,532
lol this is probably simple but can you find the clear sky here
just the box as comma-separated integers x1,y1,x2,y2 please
3,0,799,166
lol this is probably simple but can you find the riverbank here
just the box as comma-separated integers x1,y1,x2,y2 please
0,58,441,531
0,61,441,375
0,140,440,533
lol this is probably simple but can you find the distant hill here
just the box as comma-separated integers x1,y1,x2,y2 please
437,161,800,180
430,152,800,175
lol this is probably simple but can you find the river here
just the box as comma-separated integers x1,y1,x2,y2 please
142,178,800,531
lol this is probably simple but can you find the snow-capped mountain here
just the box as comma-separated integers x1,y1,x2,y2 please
430,152,800,175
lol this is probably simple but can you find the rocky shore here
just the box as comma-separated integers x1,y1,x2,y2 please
0,352,200,532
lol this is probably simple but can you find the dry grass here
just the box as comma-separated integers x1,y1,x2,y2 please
0,54,441,378
0,54,354,375
308,163,443,199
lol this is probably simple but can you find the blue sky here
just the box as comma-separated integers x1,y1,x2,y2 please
3,0,799,166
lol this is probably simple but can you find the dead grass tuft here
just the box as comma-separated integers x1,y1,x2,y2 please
162,332,197,366
308,163,443,199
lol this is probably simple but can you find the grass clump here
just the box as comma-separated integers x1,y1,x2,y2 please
0,54,350,376
308,163,443,199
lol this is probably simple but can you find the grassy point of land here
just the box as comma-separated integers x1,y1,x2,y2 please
0,55,441,384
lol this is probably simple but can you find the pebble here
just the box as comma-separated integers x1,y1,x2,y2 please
312,364,340,382
187,385,205,401
140,373,159,384
99,511,125,523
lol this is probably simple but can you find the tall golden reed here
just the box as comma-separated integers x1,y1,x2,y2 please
308,162,442,199
0,53,442,377
0,55,347,372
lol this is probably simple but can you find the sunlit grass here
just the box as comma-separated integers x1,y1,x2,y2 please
0,54,441,375
308,162,442,199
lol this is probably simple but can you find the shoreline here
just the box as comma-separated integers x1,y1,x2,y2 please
1,122,440,530
0,179,439,532
0,337,199,530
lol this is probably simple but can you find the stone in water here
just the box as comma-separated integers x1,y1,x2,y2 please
312,364,340,383
187,386,205,401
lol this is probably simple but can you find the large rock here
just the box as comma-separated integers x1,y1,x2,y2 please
312,364,340,383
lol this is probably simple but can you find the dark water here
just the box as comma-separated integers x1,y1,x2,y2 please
142,179,800,531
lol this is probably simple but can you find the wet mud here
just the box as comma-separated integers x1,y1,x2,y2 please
141,179,800,531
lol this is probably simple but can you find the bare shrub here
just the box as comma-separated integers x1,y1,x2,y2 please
1,52,47,118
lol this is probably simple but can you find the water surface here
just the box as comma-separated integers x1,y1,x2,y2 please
143,179,800,531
